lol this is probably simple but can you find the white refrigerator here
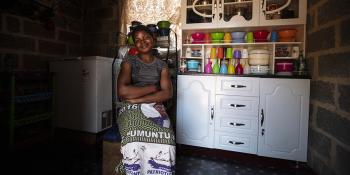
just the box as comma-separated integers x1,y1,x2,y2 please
50,56,122,133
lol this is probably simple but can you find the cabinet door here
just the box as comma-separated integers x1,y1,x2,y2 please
181,0,218,29
176,75,216,148
218,0,259,27
259,0,307,26
258,78,310,162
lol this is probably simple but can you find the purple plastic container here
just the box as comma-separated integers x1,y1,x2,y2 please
233,50,241,59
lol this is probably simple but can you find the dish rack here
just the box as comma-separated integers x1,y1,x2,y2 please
2,71,55,150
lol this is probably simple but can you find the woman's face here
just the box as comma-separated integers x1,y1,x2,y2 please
134,30,154,54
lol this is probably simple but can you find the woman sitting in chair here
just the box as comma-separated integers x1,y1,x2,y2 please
116,24,175,175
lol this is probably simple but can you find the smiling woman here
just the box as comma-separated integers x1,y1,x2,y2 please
115,25,176,175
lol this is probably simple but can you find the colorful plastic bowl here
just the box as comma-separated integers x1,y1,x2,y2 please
231,31,246,39
210,32,225,41
253,30,269,42
191,32,205,41
157,20,171,29
278,29,297,39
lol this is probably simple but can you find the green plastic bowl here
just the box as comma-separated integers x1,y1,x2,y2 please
210,32,224,41
157,20,171,29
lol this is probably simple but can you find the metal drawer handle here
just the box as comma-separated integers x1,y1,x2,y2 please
230,85,247,88
229,141,244,145
261,108,265,135
229,122,245,126
230,104,246,108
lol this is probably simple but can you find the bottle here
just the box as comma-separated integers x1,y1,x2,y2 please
293,59,299,74
185,34,191,44
197,63,202,73
233,50,243,75
185,47,191,58
204,59,213,73
212,59,220,74
235,58,243,75
179,59,187,73
243,59,250,74
298,51,307,75
228,59,235,74
220,59,228,74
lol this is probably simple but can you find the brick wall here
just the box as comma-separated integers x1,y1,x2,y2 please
0,0,83,71
307,0,350,175
82,0,123,58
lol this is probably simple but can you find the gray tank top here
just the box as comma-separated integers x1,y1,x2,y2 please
124,56,168,87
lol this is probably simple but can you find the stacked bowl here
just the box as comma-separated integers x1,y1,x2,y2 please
231,32,246,43
191,32,205,44
248,49,270,74
210,32,225,43
253,30,269,42
157,21,171,36
278,29,297,42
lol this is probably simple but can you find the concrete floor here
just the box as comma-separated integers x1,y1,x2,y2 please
4,144,316,175
3,128,316,175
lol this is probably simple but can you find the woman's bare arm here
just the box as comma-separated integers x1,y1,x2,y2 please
126,68,173,104
117,61,158,100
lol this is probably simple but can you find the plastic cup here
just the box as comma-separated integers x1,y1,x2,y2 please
233,50,242,59
245,32,254,43
210,48,217,59
270,31,278,42
241,49,248,59
226,48,233,59
217,47,224,59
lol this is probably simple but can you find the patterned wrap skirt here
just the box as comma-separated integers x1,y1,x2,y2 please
116,102,176,175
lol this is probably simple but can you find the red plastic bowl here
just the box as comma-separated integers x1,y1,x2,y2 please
191,32,205,41
253,30,269,41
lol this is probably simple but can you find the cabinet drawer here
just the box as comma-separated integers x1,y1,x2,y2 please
215,132,257,154
215,115,258,135
216,95,259,115
216,77,259,96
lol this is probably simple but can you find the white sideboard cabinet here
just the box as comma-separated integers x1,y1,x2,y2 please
176,75,310,162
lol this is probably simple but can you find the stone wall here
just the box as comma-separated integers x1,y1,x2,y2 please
0,0,83,71
307,0,350,175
